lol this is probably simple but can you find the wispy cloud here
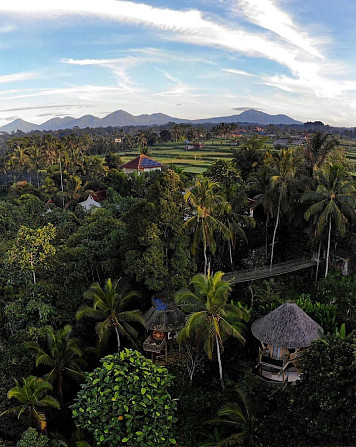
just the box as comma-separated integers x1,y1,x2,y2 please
0,1,319,77
0,104,89,113
236,0,323,58
223,68,255,77
0,24,16,33
62,56,140,91
0,72,37,84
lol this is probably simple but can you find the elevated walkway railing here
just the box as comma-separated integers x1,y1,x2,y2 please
224,258,316,284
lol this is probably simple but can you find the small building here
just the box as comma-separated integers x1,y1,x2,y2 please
78,194,102,212
143,297,185,363
120,154,162,174
251,302,323,384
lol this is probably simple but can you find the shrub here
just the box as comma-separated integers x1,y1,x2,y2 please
17,428,51,447
72,349,177,446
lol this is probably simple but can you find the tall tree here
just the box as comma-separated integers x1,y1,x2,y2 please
301,165,356,277
267,148,301,269
176,271,249,389
76,278,143,352
26,325,86,398
184,177,230,275
304,131,339,177
8,223,56,286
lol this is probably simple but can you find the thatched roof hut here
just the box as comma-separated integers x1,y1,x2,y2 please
251,302,324,349
144,297,185,332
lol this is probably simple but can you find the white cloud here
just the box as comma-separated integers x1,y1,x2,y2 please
0,72,36,83
223,68,255,77
0,1,317,78
0,25,16,33
236,0,323,58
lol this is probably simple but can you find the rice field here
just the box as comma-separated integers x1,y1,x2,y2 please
118,138,356,173
119,140,235,173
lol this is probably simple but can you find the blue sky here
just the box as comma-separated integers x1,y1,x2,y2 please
0,0,356,127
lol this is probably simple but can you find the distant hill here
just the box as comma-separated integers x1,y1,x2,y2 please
0,109,302,133
0,118,40,133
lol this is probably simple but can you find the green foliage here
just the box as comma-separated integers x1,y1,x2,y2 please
1,375,60,431
176,271,250,388
8,223,56,284
26,325,86,398
72,349,177,446
295,294,337,333
289,334,356,446
76,278,143,352
18,428,52,447
312,272,356,329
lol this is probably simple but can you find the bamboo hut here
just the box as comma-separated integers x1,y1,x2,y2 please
251,302,324,383
143,297,185,363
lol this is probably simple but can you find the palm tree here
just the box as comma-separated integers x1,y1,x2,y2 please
301,165,356,277
0,376,60,431
176,271,249,389
304,131,339,177
267,148,301,270
184,178,230,275
76,278,143,352
26,325,86,398
223,184,255,268
208,389,258,447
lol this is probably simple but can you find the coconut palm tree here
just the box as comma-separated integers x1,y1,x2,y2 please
301,165,356,277
208,389,258,447
26,325,86,398
76,278,143,352
223,184,255,268
304,131,339,178
0,376,60,432
267,148,301,270
184,178,230,275
176,271,249,389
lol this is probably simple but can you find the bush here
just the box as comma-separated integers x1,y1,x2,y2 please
72,349,177,446
18,428,51,447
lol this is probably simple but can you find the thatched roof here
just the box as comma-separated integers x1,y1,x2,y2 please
251,302,324,348
144,297,185,332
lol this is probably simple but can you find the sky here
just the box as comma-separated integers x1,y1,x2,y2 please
0,0,356,127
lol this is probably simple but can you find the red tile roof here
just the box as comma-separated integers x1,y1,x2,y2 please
91,190,107,202
121,154,162,170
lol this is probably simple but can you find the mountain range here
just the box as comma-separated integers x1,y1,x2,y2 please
0,109,302,133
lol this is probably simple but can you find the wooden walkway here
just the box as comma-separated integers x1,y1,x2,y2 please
224,258,316,284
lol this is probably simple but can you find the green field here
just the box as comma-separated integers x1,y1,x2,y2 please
119,140,236,173
118,138,356,173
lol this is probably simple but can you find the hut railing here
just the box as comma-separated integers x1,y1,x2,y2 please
143,335,167,353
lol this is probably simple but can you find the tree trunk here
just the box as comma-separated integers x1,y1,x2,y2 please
215,334,224,390
270,190,282,271
203,242,208,276
315,240,321,282
59,375,63,399
265,215,269,261
325,217,332,277
114,325,121,352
